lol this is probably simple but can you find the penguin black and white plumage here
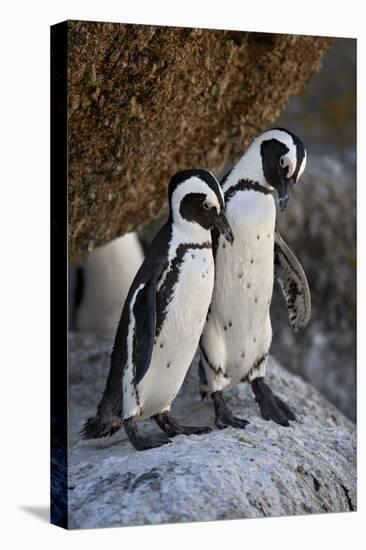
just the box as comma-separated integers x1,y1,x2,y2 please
75,233,144,333
82,169,234,451
199,128,311,428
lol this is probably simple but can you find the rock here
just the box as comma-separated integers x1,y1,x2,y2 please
272,154,356,419
67,20,333,260
68,332,356,529
269,37,356,421
276,38,356,159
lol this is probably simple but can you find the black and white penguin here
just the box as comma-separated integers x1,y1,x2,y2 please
82,169,234,450
74,233,144,333
199,128,311,428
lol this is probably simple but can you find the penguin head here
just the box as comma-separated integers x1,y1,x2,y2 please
245,128,306,211
168,169,234,243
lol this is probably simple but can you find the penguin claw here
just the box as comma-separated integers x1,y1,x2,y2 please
215,415,250,430
251,377,297,427
154,412,212,437
162,424,212,438
173,425,212,437
259,401,291,426
212,391,249,430
275,396,297,422
123,417,172,451
133,433,172,451
181,425,212,436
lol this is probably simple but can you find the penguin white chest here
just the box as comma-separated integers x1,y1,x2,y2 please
202,191,276,388
137,247,214,419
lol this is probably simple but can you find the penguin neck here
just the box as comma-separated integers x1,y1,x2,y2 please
223,146,273,194
170,217,211,249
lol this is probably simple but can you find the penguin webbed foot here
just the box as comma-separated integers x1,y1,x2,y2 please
154,411,211,437
251,377,297,426
212,391,249,430
123,417,172,451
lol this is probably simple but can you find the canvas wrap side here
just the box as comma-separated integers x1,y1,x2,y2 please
51,20,68,530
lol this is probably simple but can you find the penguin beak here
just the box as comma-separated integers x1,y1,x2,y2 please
277,177,294,211
215,211,234,244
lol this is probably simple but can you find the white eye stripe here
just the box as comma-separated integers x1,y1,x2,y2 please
171,176,221,226
203,169,225,206
296,152,307,181
280,155,296,178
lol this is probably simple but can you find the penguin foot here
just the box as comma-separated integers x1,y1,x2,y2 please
123,418,172,451
251,377,297,426
212,391,249,430
154,412,212,437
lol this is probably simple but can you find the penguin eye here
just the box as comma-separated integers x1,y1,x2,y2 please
279,156,286,168
203,200,211,210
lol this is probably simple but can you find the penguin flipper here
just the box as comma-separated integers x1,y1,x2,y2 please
274,230,311,331
133,271,161,385
81,225,170,440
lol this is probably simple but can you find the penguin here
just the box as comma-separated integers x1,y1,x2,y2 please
82,169,234,451
199,128,311,428
75,233,144,333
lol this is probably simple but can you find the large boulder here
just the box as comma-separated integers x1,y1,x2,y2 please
68,333,356,529
270,37,356,420
271,154,356,420
67,21,333,260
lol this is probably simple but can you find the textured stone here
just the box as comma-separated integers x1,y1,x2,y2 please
68,332,356,529
272,154,356,419
67,21,333,261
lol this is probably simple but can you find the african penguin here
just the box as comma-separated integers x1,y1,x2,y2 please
82,169,234,451
75,233,144,333
200,128,311,428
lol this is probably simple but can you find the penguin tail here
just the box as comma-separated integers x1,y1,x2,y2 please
80,414,122,440
81,329,125,440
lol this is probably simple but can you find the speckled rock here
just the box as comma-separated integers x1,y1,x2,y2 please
68,332,356,529
67,21,333,260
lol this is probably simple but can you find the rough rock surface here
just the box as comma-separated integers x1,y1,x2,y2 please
271,154,356,420
68,333,356,529
270,38,356,421
67,20,333,260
